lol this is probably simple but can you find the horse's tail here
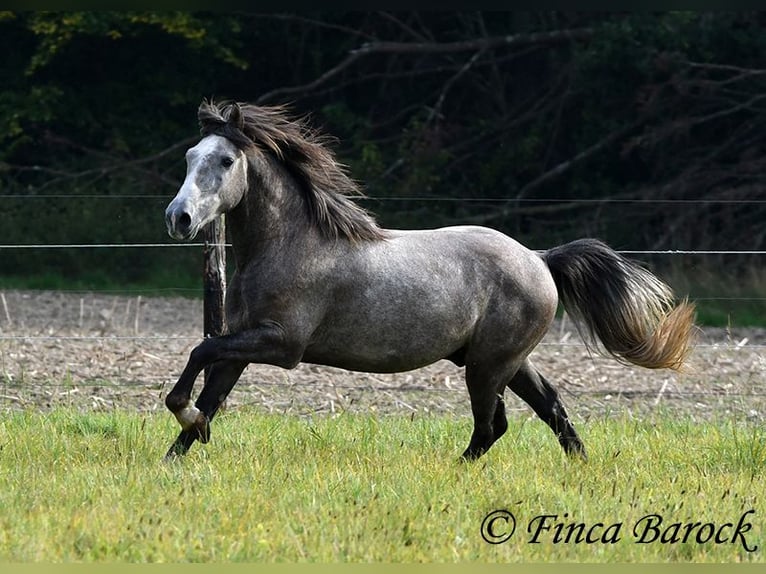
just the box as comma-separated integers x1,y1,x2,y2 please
542,238,696,371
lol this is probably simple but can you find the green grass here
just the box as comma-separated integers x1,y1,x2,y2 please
0,270,203,297
0,408,763,562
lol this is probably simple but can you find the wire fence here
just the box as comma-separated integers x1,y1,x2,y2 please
2,243,766,256
1,195,764,417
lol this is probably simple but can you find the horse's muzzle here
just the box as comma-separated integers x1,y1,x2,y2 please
165,204,194,240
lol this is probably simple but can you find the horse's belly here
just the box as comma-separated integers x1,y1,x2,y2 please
302,340,461,374
303,307,474,373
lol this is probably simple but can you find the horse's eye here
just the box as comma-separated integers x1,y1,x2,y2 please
221,157,234,168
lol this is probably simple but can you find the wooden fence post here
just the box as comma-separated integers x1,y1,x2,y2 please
202,215,227,394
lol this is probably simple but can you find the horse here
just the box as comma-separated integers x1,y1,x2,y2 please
163,99,696,461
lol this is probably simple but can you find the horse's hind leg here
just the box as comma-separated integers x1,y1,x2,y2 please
461,363,518,461
508,360,586,459
164,360,247,459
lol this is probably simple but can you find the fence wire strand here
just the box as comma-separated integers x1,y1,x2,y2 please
1,194,763,413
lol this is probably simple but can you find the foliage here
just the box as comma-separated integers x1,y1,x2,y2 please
1,12,764,293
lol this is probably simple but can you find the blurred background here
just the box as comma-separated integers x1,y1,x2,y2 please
1,11,764,326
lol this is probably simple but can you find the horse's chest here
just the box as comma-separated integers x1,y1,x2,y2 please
223,272,316,335
224,289,276,333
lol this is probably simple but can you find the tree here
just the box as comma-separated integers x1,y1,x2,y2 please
1,11,764,288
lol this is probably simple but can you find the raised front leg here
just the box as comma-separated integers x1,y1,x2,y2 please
164,360,247,459
164,321,303,457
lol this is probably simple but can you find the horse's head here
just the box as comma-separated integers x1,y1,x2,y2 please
165,111,249,240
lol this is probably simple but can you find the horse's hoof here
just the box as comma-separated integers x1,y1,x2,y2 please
194,413,211,444
562,438,588,461
164,447,184,462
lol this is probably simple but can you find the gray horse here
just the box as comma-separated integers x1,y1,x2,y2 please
163,100,696,461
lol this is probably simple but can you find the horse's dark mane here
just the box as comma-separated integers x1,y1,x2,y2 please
197,99,387,243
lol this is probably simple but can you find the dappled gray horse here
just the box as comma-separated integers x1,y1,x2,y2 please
164,100,696,461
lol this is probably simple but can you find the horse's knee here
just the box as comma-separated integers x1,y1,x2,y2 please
189,341,214,367
165,391,188,413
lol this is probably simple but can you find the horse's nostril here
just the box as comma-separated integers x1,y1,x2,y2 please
179,213,192,229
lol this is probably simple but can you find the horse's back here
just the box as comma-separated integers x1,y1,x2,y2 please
389,225,555,301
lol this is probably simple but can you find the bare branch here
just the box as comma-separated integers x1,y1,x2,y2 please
516,117,645,200
287,46,540,105
427,47,487,124
376,11,431,42
238,12,377,42
352,28,593,56
256,50,368,105
637,93,766,151
685,60,766,76
256,27,593,104
458,116,648,227
476,12,509,115
43,132,198,170
6,132,195,192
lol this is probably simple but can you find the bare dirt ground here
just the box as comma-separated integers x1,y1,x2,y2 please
0,290,763,424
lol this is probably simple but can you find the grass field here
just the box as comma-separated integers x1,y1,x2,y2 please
0,408,763,562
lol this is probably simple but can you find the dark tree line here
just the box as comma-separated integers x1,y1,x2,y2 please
1,11,764,287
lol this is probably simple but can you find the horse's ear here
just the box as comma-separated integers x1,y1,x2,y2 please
226,102,245,131
198,98,214,123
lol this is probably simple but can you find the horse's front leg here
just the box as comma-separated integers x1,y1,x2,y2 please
163,322,303,457
165,360,247,459
164,351,212,440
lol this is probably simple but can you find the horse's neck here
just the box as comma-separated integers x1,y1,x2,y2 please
228,156,317,269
